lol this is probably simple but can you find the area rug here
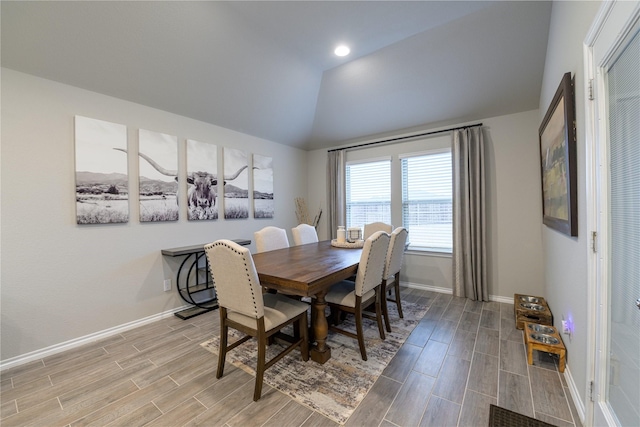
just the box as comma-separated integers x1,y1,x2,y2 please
201,301,428,425
488,404,557,427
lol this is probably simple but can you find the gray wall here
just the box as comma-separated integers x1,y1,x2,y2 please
1,69,308,362
307,109,546,301
538,0,602,413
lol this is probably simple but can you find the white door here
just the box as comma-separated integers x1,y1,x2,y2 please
586,2,640,426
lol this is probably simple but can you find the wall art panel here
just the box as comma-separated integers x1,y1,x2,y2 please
253,154,274,219
75,116,129,224
138,129,179,222
186,139,219,220
223,148,249,219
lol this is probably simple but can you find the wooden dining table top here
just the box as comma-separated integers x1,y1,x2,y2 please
252,240,363,297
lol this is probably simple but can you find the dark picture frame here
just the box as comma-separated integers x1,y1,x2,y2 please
539,72,577,236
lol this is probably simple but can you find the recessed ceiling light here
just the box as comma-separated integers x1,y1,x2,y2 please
334,45,350,57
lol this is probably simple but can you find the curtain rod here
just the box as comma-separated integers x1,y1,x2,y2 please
327,123,483,153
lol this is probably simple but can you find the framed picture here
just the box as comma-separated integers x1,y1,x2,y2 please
539,72,577,236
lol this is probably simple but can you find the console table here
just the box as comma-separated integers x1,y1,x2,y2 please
161,239,251,319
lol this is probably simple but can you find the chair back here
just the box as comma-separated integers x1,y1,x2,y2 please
204,240,264,319
385,227,409,279
254,226,289,253
291,223,319,245
354,231,390,296
363,222,393,239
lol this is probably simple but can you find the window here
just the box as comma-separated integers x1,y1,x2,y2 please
345,159,391,228
401,150,452,252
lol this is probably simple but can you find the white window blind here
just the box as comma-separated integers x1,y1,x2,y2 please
401,150,452,252
345,159,391,229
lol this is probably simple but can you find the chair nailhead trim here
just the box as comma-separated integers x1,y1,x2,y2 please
209,240,260,318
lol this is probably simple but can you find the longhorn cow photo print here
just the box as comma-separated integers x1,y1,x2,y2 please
137,129,179,222
186,139,219,220
75,116,129,224
223,148,250,219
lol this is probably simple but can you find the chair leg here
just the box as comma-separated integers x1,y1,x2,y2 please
355,305,367,361
394,273,403,319
254,328,267,401
299,314,309,361
329,306,342,325
309,304,316,343
375,291,386,340
217,310,228,379
381,279,392,333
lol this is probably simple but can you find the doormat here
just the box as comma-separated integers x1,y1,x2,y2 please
488,404,557,427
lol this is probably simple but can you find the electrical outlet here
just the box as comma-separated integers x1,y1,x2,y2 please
163,279,171,292
561,319,571,335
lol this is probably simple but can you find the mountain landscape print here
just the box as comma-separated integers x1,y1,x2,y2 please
253,154,274,218
75,116,129,224
137,129,179,222
223,148,249,219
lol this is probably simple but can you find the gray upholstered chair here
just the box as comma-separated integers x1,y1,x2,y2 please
325,231,390,360
291,223,319,246
381,227,409,332
363,222,393,239
254,226,289,253
204,239,309,401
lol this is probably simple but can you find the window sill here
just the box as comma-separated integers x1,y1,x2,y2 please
405,248,452,258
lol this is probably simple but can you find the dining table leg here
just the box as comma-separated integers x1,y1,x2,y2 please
310,289,331,364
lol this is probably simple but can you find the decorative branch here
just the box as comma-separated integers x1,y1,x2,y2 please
312,207,322,229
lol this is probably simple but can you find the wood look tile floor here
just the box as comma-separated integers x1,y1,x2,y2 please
0,290,582,427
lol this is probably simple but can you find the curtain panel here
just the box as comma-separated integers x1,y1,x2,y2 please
327,150,346,239
452,127,488,301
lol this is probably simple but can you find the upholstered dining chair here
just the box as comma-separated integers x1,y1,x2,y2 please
255,226,301,298
363,222,393,239
325,230,390,361
381,227,409,332
204,239,309,401
254,226,289,253
291,223,319,246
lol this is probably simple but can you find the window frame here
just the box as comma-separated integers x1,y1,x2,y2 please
400,148,453,254
344,157,392,230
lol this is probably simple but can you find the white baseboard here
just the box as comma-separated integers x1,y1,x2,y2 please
401,281,514,304
0,305,190,372
563,364,587,425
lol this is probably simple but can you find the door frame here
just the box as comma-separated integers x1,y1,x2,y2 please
584,1,640,425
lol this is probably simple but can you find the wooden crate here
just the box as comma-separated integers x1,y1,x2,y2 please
523,322,566,372
514,294,552,329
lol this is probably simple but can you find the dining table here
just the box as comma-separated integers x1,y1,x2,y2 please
252,239,363,364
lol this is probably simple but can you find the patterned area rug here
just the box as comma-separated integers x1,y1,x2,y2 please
201,301,428,425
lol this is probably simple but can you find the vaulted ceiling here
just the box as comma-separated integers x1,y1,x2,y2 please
1,1,552,150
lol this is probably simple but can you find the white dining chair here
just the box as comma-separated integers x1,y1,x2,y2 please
291,223,319,246
204,239,309,401
325,230,390,360
255,226,302,298
381,227,409,332
363,222,393,239
254,226,289,253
